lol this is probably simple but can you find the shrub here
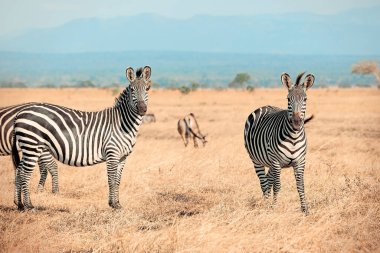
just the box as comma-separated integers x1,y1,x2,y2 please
179,85,191,94
77,80,95,88
246,85,255,92
190,82,200,91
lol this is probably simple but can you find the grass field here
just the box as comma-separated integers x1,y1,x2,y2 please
0,87,379,252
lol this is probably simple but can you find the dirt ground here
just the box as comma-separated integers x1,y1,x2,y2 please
0,87,379,252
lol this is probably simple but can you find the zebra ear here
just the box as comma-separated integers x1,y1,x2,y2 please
142,66,151,81
303,74,315,90
281,73,293,89
126,67,135,82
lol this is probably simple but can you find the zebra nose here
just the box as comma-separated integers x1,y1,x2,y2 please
292,112,302,129
137,101,147,115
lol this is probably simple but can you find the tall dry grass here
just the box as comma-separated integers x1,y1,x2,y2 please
0,87,379,252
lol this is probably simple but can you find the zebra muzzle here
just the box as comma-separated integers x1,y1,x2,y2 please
292,114,302,130
137,101,147,116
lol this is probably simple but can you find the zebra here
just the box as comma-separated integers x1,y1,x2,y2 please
0,103,59,193
177,113,207,147
12,66,152,210
244,72,315,214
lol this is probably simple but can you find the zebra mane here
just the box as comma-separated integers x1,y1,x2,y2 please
114,86,130,107
295,72,305,87
135,68,143,79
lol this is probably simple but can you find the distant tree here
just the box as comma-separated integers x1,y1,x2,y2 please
77,80,95,88
190,82,200,91
179,85,191,94
246,85,255,92
229,73,251,88
0,81,27,88
352,61,380,88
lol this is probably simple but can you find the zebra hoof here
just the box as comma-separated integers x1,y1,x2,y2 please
109,202,122,209
302,207,309,215
25,204,35,211
52,189,59,194
17,203,25,211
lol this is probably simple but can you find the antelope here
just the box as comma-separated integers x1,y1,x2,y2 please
177,113,207,147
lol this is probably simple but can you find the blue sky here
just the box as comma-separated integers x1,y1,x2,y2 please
0,0,379,36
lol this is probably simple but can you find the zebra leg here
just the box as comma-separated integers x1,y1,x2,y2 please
294,164,308,214
254,164,269,197
114,159,126,208
106,156,121,209
266,168,275,197
271,164,282,205
48,159,59,194
18,153,40,210
14,163,22,209
37,158,48,192
37,150,59,193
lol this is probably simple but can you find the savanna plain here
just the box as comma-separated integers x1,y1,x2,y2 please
0,87,379,252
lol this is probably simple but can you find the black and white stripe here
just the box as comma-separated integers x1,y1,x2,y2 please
244,72,315,214
0,103,59,193
12,66,152,210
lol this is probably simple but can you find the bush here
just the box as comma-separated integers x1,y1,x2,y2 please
190,82,200,91
77,80,95,88
246,85,255,92
179,86,191,94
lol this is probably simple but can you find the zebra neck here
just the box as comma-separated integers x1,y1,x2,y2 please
284,117,304,138
114,100,142,135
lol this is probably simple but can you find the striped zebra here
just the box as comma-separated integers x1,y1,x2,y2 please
12,66,151,210
244,72,315,214
0,103,59,193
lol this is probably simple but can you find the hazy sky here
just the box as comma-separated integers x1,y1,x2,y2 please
0,0,379,36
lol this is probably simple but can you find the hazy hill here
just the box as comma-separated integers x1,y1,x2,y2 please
0,51,379,87
0,6,379,54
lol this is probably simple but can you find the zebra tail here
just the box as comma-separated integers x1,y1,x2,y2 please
11,129,20,170
11,112,21,170
304,114,314,124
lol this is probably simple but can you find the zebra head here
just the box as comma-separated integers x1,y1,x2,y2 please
126,66,152,116
281,72,315,131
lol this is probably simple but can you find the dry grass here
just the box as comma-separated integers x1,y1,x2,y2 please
0,87,379,252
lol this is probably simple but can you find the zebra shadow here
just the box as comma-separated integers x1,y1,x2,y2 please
0,204,70,213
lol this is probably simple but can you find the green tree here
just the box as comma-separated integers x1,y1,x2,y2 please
229,73,251,88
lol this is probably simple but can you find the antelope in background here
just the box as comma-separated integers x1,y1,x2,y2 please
177,113,207,147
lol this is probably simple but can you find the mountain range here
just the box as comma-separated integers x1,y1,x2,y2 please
0,6,379,54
